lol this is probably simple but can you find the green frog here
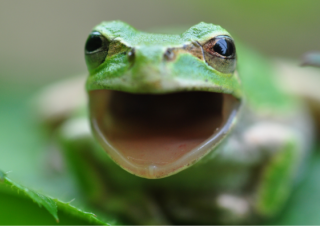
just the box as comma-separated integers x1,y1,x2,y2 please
38,21,315,224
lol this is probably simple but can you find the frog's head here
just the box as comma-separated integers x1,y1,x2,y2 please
85,21,242,179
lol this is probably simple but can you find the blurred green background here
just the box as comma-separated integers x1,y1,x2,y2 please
1,0,320,86
0,0,320,224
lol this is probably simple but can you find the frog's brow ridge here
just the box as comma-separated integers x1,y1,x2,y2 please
194,41,205,61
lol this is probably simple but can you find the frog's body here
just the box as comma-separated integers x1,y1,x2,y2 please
40,21,314,224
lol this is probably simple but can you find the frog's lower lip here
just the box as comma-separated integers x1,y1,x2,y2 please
89,90,241,179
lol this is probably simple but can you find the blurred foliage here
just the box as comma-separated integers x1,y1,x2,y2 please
1,0,319,85
1,80,320,224
302,52,320,68
0,86,116,224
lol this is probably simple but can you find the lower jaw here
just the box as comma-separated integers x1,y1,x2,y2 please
89,90,241,179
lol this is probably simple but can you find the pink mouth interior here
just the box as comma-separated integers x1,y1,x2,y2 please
89,90,238,178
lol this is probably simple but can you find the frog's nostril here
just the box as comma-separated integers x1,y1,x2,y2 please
164,49,175,61
127,49,135,63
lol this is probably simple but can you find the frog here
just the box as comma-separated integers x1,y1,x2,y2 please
37,21,315,224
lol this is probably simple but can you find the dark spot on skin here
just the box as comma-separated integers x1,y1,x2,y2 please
127,49,136,68
164,48,175,61
191,160,197,165
127,49,135,62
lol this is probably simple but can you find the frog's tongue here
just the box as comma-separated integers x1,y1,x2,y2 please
89,90,240,179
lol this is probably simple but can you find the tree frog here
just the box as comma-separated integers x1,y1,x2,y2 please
39,21,315,224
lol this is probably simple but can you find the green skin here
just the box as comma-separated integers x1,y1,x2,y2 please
59,21,312,224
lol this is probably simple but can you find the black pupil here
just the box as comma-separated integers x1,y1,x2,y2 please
213,38,234,57
85,32,103,52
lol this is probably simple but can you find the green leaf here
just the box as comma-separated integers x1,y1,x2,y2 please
0,170,109,225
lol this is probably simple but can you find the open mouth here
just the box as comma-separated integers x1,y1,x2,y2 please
89,90,241,178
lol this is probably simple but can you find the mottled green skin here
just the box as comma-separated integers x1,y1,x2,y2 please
86,21,242,99
63,21,306,224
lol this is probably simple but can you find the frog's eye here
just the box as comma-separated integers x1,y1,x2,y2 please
203,35,236,73
213,37,235,57
85,31,110,70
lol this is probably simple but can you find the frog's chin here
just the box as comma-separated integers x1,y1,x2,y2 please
89,90,241,179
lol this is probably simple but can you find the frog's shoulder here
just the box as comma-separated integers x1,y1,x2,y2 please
34,75,87,128
236,42,297,113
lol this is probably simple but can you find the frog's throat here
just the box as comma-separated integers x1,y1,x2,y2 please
89,90,241,179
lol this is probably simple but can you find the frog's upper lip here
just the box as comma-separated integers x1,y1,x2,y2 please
89,89,241,179
86,70,242,99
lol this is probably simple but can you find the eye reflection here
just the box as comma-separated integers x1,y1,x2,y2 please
202,36,236,73
213,38,235,57
85,31,104,53
84,31,110,70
